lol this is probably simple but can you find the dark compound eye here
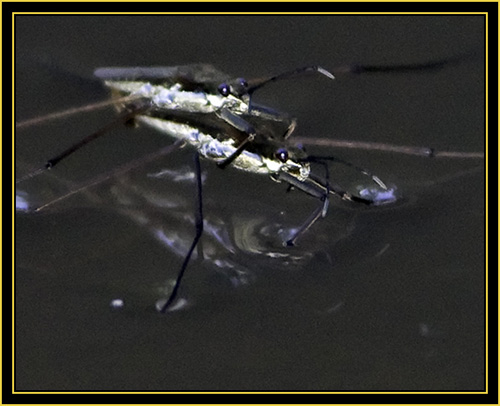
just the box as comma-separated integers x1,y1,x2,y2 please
275,148,289,163
218,83,231,97
238,78,248,88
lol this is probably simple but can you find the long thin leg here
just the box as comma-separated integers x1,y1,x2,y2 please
160,152,204,313
28,140,185,213
292,137,484,159
16,103,150,184
318,160,330,216
242,66,334,113
217,133,256,169
216,110,296,170
215,107,257,169
283,118,297,140
277,170,374,205
285,204,324,247
307,172,374,205
305,155,388,190
244,53,472,108
277,165,380,246
330,52,476,76
15,94,144,129
284,161,331,246
45,105,150,169
247,65,335,95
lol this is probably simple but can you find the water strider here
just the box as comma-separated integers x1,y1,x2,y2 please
15,56,484,312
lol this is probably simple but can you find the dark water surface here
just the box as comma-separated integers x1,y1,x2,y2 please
15,15,485,391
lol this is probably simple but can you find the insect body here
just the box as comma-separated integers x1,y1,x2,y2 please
16,58,482,312
93,65,385,240
94,64,315,179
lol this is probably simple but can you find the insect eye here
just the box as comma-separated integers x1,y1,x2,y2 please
238,78,248,88
218,83,231,97
275,148,289,163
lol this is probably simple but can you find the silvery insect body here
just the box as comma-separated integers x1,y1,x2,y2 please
94,65,321,180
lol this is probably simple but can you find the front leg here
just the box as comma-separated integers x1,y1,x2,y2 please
215,108,257,169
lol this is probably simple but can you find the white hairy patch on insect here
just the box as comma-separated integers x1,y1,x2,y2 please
136,116,304,177
105,81,248,114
